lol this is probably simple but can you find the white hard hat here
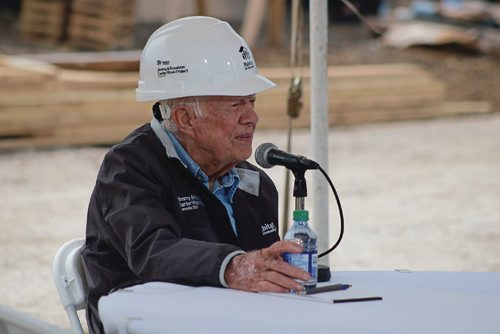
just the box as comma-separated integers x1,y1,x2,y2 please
136,16,275,102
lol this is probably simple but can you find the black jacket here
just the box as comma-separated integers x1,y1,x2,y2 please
82,122,280,333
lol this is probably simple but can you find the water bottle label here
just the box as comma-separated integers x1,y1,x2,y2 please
284,250,318,279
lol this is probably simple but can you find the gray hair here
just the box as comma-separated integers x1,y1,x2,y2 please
159,97,205,133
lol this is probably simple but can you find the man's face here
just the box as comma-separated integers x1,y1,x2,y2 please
190,95,258,171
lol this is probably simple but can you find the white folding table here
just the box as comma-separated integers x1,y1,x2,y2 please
99,271,500,334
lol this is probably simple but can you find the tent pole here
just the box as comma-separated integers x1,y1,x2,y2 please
310,0,330,266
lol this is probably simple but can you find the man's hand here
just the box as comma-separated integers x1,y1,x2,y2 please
224,241,311,293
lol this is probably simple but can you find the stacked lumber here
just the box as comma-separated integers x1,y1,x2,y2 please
19,0,70,44
19,0,136,50
67,0,136,50
258,64,463,128
257,64,491,128
0,56,149,149
0,55,491,150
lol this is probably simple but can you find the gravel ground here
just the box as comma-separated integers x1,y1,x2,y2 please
1,113,500,330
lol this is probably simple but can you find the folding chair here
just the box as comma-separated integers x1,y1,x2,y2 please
52,238,87,334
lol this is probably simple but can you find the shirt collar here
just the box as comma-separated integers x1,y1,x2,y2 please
150,118,180,161
151,119,240,201
167,132,240,202
166,131,205,181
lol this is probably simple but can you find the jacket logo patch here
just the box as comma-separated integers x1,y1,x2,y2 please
261,222,277,236
178,195,204,212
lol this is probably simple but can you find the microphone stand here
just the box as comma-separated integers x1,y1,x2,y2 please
292,168,307,210
291,166,331,282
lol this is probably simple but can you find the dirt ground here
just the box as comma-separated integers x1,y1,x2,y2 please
1,114,500,330
1,11,500,331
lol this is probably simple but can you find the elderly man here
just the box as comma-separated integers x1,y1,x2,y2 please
82,16,310,333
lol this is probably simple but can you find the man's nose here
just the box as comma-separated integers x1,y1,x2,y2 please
241,99,259,125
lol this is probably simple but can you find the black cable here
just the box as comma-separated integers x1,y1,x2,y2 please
317,165,344,258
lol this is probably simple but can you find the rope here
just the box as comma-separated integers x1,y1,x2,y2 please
339,0,383,35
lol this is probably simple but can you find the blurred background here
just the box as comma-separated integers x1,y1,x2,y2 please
1,0,499,331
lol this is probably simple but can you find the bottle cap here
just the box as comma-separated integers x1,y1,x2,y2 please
293,210,309,221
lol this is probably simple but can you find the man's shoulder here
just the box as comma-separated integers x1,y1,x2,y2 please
116,123,157,147
235,160,256,171
98,123,166,171
235,160,276,192
107,123,162,156
235,160,268,177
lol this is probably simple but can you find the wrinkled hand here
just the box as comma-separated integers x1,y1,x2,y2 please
224,241,311,293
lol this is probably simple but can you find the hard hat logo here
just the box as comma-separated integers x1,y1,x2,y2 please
156,59,189,78
239,46,251,60
239,46,255,71
157,60,170,66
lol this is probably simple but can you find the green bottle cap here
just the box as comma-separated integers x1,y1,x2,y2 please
293,210,309,221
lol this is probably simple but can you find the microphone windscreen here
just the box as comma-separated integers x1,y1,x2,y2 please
255,143,277,169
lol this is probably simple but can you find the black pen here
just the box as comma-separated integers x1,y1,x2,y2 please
297,283,351,295
333,296,383,303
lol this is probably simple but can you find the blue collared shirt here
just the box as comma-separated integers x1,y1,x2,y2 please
166,132,240,236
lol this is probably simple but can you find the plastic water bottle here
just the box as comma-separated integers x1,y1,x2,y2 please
283,209,318,289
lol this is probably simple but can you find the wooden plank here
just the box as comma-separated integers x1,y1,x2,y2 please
0,101,150,136
67,25,134,50
0,55,59,75
17,50,141,71
259,63,433,79
438,101,492,115
266,81,445,99
0,124,141,150
0,89,135,107
0,67,56,88
257,95,444,116
56,69,138,88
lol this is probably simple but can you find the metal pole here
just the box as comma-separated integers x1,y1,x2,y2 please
309,0,329,264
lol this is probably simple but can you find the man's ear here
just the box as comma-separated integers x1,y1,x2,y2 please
171,106,196,134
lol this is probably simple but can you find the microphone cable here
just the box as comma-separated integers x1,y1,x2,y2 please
317,165,344,258
255,142,344,256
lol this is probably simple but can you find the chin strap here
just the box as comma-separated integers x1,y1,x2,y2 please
152,102,163,122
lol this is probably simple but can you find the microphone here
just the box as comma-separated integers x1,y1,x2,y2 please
255,143,319,171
